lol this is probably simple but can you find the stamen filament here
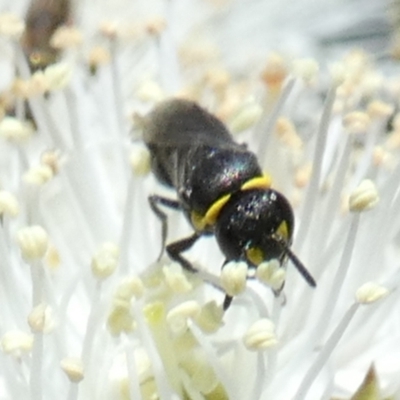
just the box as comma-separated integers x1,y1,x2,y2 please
119,175,137,274
30,332,44,400
65,383,79,400
257,77,296,165
296,84,337,250
292,303,360,400
311,214,360,343
313,133,352,266
125,344,142,400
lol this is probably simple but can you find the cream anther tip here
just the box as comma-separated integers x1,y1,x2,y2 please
349,180,379,212
356,282,389,304
243,319,278,351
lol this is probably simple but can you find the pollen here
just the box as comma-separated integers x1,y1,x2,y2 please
115,276,144,301
28,71,49,95
220,260,248,296
44,244,61,270
130,145,151,176
40,150,62,175
180,350,220,395
329,62,346,86
60,357,84,383
229,100,263,134
87,46,111,71
342,111,370,134
367,100,394,119
23,165,54,185
136,80,165,102
166,300,200,335
372,146,391,167
91,242,119,280
12,78,31,98
27,303,54,333
275,117,303,149
145,16,167,36
204,66,231,95
179,38,219,68
107,298,136,336
44,63,72,91
1,330,34,356
99,21,120,40
50,26,83,49
16,225,49,261
162,263,193,293
193,301,224,333
0,191,19,217
294,162,313,188
256,259,286,291
261,53,288,91
0,13,24,38
356,282,390,304
349,179,379,212
292,58,319,84
0,117,33,142
243,318,278,351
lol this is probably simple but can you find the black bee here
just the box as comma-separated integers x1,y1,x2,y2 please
143,99,316,309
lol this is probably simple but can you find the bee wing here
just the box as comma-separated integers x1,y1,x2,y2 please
142,128,243,149
141,99,244,150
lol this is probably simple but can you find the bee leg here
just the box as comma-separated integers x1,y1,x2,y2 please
222,295,233,311
166,232,201,273
148,195,181,260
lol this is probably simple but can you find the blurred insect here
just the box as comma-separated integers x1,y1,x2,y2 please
21,0,71,71
143,99,316,310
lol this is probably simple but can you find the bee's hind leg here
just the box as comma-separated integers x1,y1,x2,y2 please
166,232,201,273
148,195,181,260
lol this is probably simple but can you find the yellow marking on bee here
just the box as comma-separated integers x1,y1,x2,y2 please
191,193,231,231
241,174,272,191
204,193,231,226
276,220,289,240
191,174,272,232
246,247,264,266
191,210,207,231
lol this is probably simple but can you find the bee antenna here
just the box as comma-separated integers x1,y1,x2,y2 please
273,235,316,287
285,246,316,287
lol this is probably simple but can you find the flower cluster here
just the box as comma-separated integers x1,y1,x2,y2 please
0,1,399,400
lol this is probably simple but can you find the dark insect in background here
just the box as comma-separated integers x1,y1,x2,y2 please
21,0,71,71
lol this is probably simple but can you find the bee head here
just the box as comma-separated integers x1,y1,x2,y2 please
215,189,294,263
215,189,316,287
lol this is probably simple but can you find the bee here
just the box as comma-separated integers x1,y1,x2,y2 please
21,0,71,71
143,99,316,309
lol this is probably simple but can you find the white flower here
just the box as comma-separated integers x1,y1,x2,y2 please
0,0,398,400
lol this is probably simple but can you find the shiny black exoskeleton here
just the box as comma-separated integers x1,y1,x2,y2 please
143,99,315,309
